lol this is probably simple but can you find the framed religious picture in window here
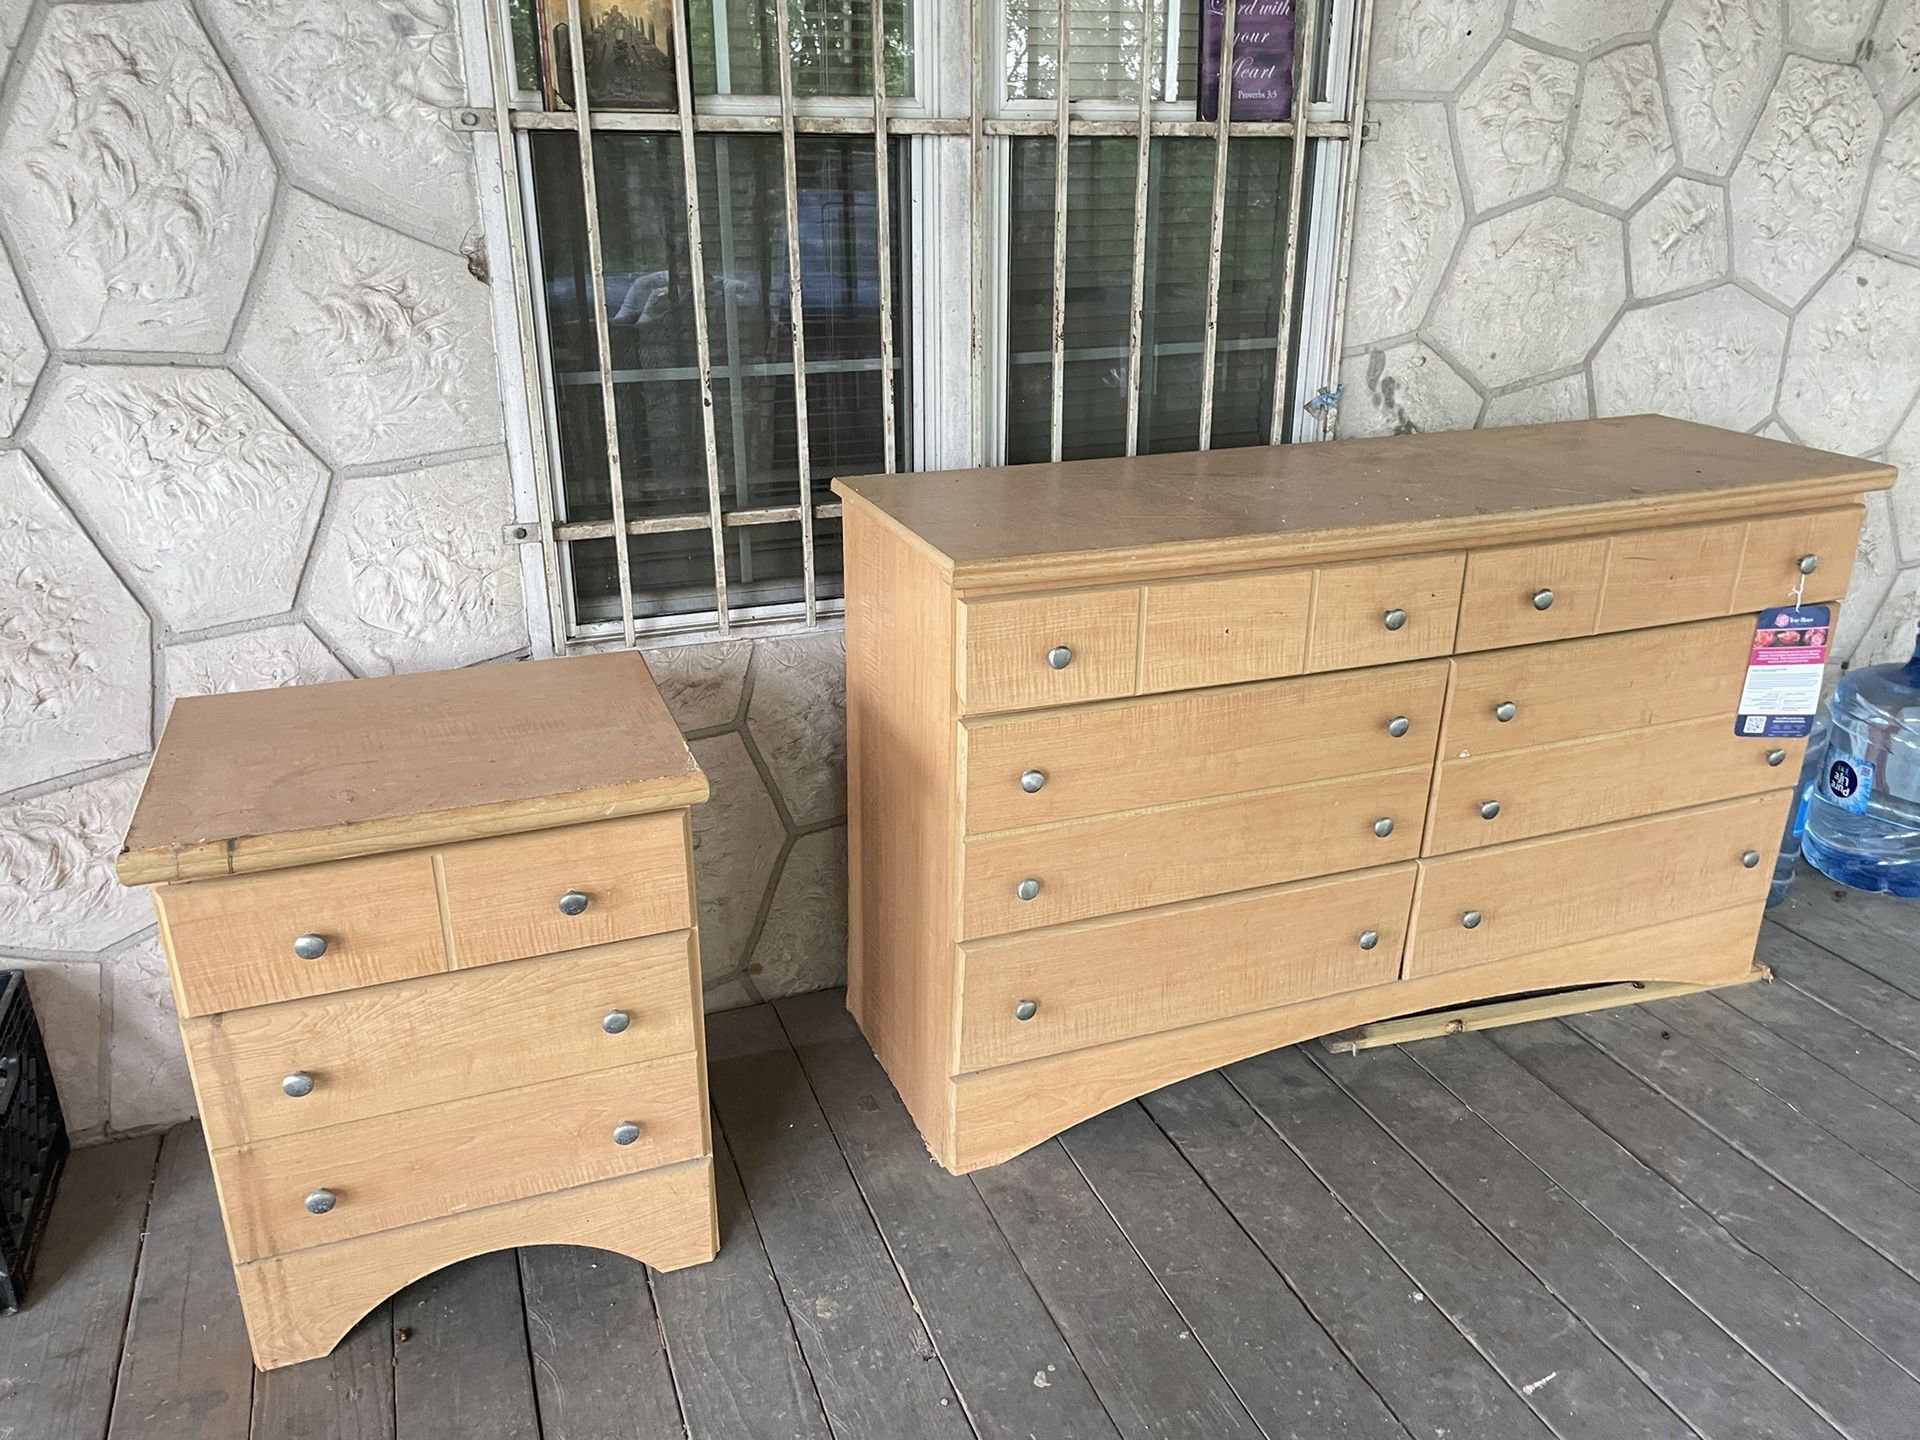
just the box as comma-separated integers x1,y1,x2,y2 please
539,0,678,111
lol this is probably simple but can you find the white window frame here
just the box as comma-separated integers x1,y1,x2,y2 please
457,0,1376,654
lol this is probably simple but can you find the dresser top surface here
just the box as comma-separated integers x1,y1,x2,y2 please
833,416,1893,586
118,652,706,885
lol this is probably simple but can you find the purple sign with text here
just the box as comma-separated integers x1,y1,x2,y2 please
1199,0,1295,122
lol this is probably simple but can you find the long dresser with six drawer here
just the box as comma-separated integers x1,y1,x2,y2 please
832,415,1895,1173
114,652,717,1369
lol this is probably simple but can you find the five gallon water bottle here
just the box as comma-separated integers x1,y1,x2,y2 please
1802,622,1920,897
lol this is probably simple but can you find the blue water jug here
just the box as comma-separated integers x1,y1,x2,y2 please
1802,623,1920,897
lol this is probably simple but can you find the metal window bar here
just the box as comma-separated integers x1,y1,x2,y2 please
1195,0,1236,450
1316,0,1377,438
1269,0,1320,444
771,0,818,623
1121,0,1153,457
1046,0,1071,461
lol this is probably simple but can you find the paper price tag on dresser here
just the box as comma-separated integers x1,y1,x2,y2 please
1734,604,1830,739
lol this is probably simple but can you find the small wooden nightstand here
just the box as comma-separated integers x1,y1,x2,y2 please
115,652,717,1370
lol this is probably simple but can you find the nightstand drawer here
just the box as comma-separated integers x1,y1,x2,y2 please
156,853,447,1018
1405,792,1786,978
215,1050,707,1262
956,863,1414,1070
440,813,692,969
185,931,699,1150
957,588,1141,716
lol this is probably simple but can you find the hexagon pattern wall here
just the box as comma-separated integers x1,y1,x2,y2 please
1341,0,1920,682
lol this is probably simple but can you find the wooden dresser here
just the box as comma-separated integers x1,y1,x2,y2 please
114,652,717,1369
833,416,1895,1174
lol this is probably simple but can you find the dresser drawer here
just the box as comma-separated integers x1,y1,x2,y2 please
214,1050,707,1262
1454,537,1609,652
439,813,692,969
960,766,1429,939
184,931,699,1150
1304,553,1465,672
1139,569,1314,693
156,853,447,1018
1731,506,1861,610
956,863,1415,1069
1404,792,1786,978
961,660,1448,833
957,589,1140,716
1594,508,1859,634
1426,717,1804,855
1441,615,1755,758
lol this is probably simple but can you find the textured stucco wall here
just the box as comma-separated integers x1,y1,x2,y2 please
1340,0,1920,671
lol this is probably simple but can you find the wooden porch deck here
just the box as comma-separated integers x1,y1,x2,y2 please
8,874,1920,1440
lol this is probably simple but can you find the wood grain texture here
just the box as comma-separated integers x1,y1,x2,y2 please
155,853,446,1019
184,933,697,1149
437,813,692,969
1302,551,1464,671
119,651,706,884
1454,536,1609,651
1440,615,1757,758
957,587,1140,715
1405,793,1786,977
1732,505,1863,611
1425,716,1803,855
1139,568,1313,692
961,659,1449,833
233,1158,718,1371
216,1053,707,1261
959,766,1430,939
945,906,1761,1173
956,864,1415,1070
832,416,1893,591
106,1125,253,1440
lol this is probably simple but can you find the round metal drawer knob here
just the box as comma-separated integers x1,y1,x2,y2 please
602,1010,631,1035
1461,909,1483,929
1387,715,1410,738
1479,800,1501,821
1798,553,1819,575
1766,749,1787,767
1020,769,1047,794
1358,929,1381,951
1741,850,1761,869
304,1188,336,1216
613,1121,642,1146
281,1071,315,1099
1013,999,1039,1022
1016,877,1041,902
292,933,327,961
1373,817,1395,838
1047,644,1074,670
558,889,590,916
1531,587,1555,611
1494,700,1517,723
1383,607,1408,632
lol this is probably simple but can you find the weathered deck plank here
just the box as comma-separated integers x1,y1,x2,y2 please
1770,881,1920,1000
390,1252,539,1440
247,1307,395,1440
1757,924,1920,1070
519,1245,683,1440
775,990,1122,1440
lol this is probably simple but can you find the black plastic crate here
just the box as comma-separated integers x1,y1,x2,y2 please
0,971,69,1312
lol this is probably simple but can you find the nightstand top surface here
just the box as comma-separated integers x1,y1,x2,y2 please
118,651,706,885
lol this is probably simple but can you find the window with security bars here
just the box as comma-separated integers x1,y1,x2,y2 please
480,0,1370,646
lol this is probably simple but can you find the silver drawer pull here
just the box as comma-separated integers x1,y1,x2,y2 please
558,889,590,916
1494,700,1517,723
1532,587,1554,611
292,933,328,961
1386,715,1410,738
1461,909,1483,929
1047,644,1073,670
1741,850,1761,869
1358,929,1380,951
612,1121,642,1146
304,1188,336,1216
1797,553,1819,575
1014,998,1038,1021
281,1071,315,1099
1020,769,1047,794
1766,749,1786,767
1479,800,1501,820
1016,878,1041,902
1382,607,1408,631
1372,817,1395,838
602,1010,631,1035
